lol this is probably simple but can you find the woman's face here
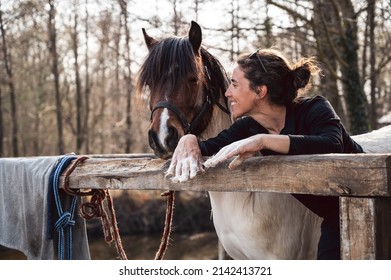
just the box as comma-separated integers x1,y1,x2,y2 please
225,65,258,119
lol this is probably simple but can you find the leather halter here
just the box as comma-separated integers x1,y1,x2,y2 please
150,65,230,135
151,98,212,135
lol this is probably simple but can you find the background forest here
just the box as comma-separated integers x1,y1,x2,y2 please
1,0,391,259
1,0,390,158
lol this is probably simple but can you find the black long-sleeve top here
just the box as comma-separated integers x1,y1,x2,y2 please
199,95,363,156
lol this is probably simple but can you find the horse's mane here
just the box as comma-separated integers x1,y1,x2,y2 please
136,36,229,104
136,36,205,99
200,47,230,102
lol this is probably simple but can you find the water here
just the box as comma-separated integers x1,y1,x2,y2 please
90,232,219,260
0,232,219,260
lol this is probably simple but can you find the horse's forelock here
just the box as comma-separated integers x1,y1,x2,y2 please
136,36,204,102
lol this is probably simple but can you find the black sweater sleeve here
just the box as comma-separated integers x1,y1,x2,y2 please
288,96,347,154
199,96,363,156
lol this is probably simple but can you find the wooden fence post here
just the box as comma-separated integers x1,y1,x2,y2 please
340,196,391,259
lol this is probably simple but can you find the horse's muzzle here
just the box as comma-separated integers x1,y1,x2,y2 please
148,126,179,159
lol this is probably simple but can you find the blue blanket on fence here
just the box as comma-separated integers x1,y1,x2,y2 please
0,156,90,260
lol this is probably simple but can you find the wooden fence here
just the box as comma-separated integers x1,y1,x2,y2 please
60,153,391,260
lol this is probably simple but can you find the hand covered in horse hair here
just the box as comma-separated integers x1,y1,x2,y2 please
204,135,264,170
166,134,205,182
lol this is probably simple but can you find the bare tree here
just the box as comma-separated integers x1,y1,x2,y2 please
337,0,369,134
171,0,181,35
0,6,18,156
90,10,112,154
267,0,369,134
368,0,378,129
312,0,347,125
71,0,83,153
0,84,3,157
226,0,239,61
83,0,91,154
0,0,388,157
119,0,133,153
47,0,64,154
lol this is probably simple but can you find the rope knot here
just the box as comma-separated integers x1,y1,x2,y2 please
80,190,106,219
54,212,75,232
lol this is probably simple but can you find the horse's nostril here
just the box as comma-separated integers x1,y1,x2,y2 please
148,129,157,150
148,128,174,159
166,126,179,150
168,126,178,138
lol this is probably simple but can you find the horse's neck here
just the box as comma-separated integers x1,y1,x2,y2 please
200,53,231,139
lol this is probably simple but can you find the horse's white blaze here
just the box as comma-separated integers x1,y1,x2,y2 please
158,108,170,150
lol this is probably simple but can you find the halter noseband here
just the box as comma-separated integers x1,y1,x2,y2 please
151,97,212,135
150,65,230,135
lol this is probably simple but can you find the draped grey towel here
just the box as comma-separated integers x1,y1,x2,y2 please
0,156,90,260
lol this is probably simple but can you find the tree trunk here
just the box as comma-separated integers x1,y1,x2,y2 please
0,8,18,157
268,0,369,134
48,0,64,154
119,0,133,153
72,2,83,153
338,0,369,134
368,0,377,130
312,0,348,126
0,85,3,157
228,0,239,60
83,0,90,154
172,0,180,36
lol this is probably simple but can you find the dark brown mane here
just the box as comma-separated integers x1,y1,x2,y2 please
136,36,205,99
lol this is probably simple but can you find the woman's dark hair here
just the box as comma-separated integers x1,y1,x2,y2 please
237,48,321,106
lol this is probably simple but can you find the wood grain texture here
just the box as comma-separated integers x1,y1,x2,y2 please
340,197,391,259
60,153,391,196
55,153,391,260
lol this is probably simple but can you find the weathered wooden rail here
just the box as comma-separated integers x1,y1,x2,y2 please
60,153,391,260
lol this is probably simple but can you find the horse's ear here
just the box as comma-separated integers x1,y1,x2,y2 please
142,28,157,51
189,21,202,55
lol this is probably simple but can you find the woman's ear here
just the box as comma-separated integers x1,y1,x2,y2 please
256,85,267,99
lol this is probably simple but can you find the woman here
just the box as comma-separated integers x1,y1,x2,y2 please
166,48,363,259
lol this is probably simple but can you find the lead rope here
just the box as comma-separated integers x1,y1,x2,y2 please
62,156,174,260
51,155,78,260
62,156,127,260
154,190,175,260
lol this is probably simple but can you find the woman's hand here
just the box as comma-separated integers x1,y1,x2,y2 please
204,135,264,170
166,134,205,182
204,134,290,169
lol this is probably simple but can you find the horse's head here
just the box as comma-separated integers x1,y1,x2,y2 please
137,21,229,159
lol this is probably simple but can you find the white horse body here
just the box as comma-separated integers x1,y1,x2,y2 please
202,99,391,259
209,192,321,259
351,124,391,153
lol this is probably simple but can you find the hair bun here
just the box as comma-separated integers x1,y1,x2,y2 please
291,65,311,90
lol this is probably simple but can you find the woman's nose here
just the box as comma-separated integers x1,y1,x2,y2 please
225,86,231,97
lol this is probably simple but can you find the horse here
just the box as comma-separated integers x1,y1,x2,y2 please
136,21,391,259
